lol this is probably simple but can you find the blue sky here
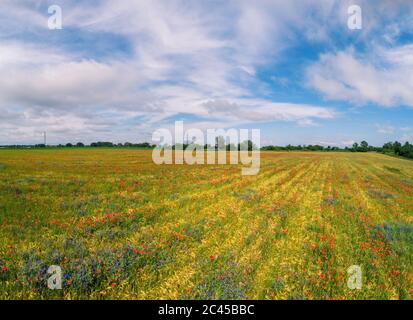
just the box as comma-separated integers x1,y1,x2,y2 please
0,0,413,146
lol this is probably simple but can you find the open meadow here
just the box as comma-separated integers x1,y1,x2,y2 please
0,149,412,299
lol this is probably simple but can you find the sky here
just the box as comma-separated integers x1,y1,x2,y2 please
1,0,413,146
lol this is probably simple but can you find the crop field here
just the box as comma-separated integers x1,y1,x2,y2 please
0,149,412,300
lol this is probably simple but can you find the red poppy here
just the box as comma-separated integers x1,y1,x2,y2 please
209,255,215,261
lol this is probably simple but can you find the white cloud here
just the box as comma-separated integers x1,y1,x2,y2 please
307,46,413,107
376,124,395,135
317,140,355,147
0,1,343,144
401,132,413,143
202,99,336,123
2,0,413,144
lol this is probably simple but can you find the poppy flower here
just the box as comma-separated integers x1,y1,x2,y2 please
209,255,215,261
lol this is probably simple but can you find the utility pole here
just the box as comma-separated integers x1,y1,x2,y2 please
43,131,47,146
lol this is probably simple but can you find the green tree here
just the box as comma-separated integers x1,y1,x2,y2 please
352,142,359,152
360,141,369,152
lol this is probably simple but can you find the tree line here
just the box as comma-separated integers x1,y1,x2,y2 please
2,139,412,160
262,140,413,159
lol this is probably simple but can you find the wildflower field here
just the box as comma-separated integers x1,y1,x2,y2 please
0,149,412,300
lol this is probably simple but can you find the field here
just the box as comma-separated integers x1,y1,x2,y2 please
0,149,412,300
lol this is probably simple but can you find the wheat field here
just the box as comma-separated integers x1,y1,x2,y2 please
0,149,412,299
